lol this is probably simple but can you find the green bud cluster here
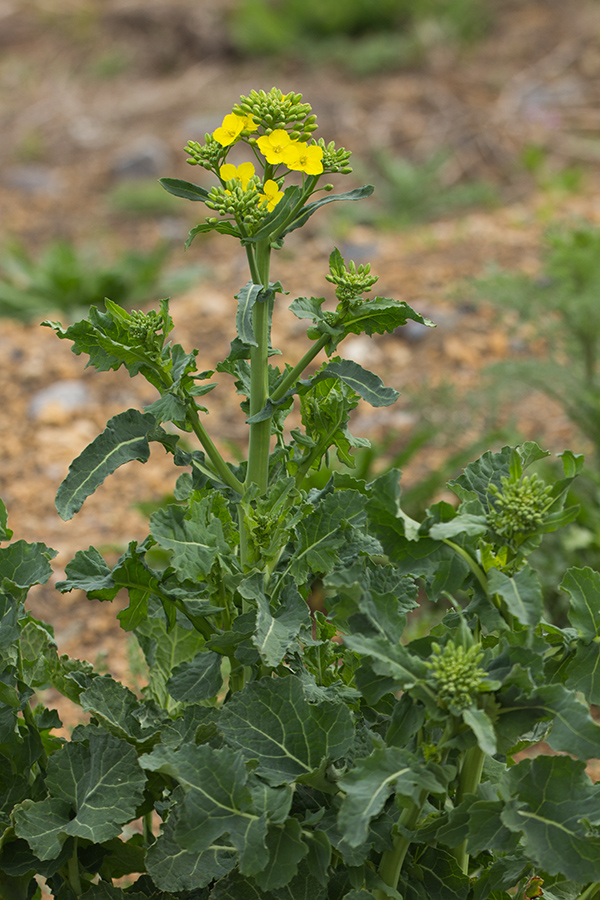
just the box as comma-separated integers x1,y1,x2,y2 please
128,309,163,346
234,88,317,142
488,473,553,541
205,183,270,233
326,257,379,305
185,136,227,172
426,641,486,711
317,138,353,175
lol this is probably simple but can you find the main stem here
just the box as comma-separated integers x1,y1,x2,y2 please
377,789,428,893
452,744,486,874
245,240,272,495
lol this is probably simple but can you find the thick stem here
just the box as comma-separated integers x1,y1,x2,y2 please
245,240,272,494
576,885,600,900
442,539,490,596
451,744,486,874
67,837,83,896
377,789,428,892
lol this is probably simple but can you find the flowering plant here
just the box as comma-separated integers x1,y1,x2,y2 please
1,88,600,900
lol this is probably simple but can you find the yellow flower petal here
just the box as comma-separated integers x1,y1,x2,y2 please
256,130,292,165
219,161,256,191
213,113,244,147
283,142,323,175
260,179,284,211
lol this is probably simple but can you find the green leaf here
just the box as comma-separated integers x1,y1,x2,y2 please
13,733,146,859
539,683,600,760
150,497,230,582
488,566,543,627
235,282,263,347
258,818,309,891
210,870,270,900
55,546,118,601
0,540,56,589
315,359,398,407
134,611,205,710
159,177,211,201
501,755,600,881
145,788,237,891
289,491,368,582
343,633,429,692
219,676,354,784
403,846,470,900
342,297,433,339
56,409,166,520
238,576,311,668
278,185,375,238
337,747,451,847
167,651,223,703
448,446,512,504
140,745,268,876
461,707,497,755
79,675,164,749
564,640,600,704
561,566,600,639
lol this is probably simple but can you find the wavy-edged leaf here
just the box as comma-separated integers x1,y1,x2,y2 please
565,640,600,704
79,675,164,750
342,297,433,339
56,409,168,520
448,446,512,504
140,744,268,876
0,498,12,542
219,676,354,785
150,497,229,582
14,732,146,859
0,539,56,589
337,747,451,847
146,787,236,891
316,359,398,407
289,490,368,583
501,755,600,881
238,576,311,668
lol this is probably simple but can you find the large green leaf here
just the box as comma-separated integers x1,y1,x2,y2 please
488,566,543,627
56,410,167,520
337,747,451,847
342,298,433,339
140,745,268,876
561,566,600,639
258,818,309,891
145,787,237,891
402,846,470,900
564,640,600,704
219,676,354,784
501,755,600,881
134,612,206,710
13,732,146,859
448,447,512,504
343,633,429,693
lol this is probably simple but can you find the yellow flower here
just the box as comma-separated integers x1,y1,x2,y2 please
213,113,245,147
237,113,259,133
283,141,324,175
256,129,293,165
220,162,256,190
260,179,284,211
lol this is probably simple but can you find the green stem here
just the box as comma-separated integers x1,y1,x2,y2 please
68,836,83,896
442,539,489,596
271,333,330,403
451,744,486,874
245,240,272,494
377,789,427,891
186,407,244,494
576,885,600,900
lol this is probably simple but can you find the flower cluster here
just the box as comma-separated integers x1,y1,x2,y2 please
326,248,379,305
426,640,486,712
488,473,553,542
128,309,164,347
